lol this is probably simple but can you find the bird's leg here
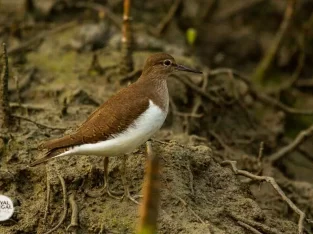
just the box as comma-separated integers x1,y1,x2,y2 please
102,157,123,199
120,154,142,204
85,157,122,198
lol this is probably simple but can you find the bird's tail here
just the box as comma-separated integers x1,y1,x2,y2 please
29,147,70,167
30,135,76,167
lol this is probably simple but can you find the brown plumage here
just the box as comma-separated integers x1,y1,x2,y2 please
30,53,201,166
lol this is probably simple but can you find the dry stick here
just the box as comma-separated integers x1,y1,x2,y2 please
67,193,79,234
12,114,67,130
7,21,77,55
119,0,134,76
137,141,160,234
221,160,305,234
237,220,263,234
0,43,11,130
153,0,182,36
253,0,297,83
209,68,313,115
44,173,68,234
268,123,313,163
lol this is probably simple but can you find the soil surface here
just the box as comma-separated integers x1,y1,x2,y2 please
1,1,313,234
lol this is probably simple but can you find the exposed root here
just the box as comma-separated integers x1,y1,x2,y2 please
237,220,263,234
230,213,283,234
268,124,313,163
66,193,79,234
222,160,305,234
43,173,68,234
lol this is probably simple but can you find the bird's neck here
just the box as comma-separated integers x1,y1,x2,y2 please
137,75,169,113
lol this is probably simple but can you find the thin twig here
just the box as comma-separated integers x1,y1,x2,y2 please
253,0,297,83
267,36,305,94
12,114,67,130
257,142,264,162
268,124,313,162
172,74,219,104
44,173,68,234
153,0,182,36
222,160,305,234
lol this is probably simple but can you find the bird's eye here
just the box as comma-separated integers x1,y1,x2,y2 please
163,59,172,66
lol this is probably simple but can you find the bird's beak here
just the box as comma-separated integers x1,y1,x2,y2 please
175,64,202,74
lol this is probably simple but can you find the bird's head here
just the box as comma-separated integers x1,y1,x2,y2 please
142,53,202,79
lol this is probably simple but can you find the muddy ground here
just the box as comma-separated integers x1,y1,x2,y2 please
1,0,313,233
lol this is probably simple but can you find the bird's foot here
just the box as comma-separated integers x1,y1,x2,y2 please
121,190,142,205
85,184,123,199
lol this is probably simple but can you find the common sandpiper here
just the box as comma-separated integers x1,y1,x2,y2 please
31,53,202,202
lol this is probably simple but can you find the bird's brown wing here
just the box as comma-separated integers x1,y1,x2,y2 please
31,87,149,166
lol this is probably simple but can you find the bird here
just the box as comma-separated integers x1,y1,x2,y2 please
30,53,202,202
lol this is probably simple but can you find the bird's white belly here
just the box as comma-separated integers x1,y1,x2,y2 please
60,100,167,157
